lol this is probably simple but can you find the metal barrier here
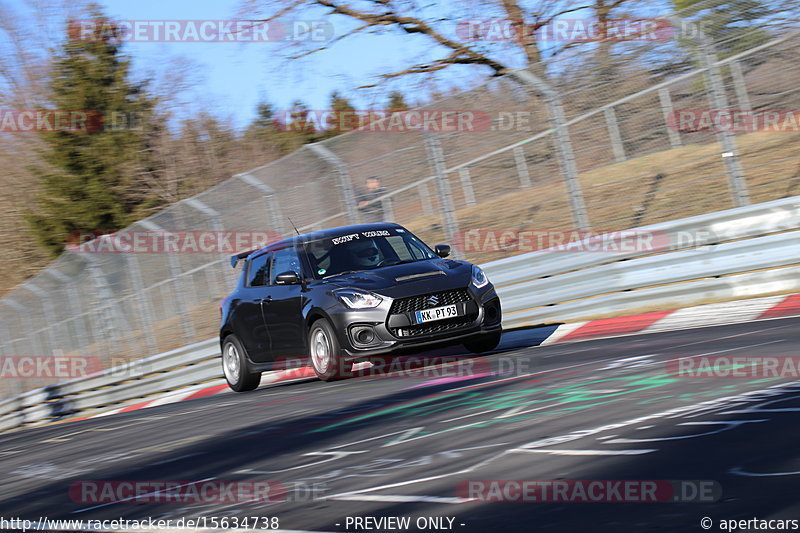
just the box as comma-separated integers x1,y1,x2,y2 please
1,196,797,432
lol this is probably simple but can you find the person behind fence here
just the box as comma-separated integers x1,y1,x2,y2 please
356,176,389,223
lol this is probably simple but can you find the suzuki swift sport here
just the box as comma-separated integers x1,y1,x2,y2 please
219,223,502,391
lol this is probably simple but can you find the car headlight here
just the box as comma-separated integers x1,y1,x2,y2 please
471,265,489,288
335,289,383,309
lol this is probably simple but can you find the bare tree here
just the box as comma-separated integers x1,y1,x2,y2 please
241,0,594,85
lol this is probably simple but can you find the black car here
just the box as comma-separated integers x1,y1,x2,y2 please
219,223,502,391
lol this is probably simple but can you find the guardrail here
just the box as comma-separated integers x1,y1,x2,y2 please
1,196,798,432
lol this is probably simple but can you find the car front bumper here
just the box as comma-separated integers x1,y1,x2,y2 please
325,284,502,360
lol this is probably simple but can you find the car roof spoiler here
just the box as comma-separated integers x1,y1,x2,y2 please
230,249,257,269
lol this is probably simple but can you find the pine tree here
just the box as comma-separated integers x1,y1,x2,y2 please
26,7,157,255
286,99,318,144
323,90,357,139
387,90,410,112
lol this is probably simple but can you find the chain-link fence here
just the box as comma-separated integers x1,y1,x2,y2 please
1,0,799,396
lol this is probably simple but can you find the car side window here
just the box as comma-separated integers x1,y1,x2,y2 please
248,253,271,287
386,235,427,260
270,247,302,285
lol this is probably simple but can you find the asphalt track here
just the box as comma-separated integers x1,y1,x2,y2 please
2,317,800,533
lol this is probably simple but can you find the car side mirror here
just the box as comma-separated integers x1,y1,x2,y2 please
275,271,301,285
434,244,451,258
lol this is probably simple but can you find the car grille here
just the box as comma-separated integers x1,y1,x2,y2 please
389,288,476,338
392,316,476,338
389,288,472,315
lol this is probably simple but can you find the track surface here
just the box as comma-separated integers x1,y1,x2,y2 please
2,317,800,532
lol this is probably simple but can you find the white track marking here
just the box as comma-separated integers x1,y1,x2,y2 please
324,381,800,502
71,477,216,513
543,312,799,348
511,448,657,455
642,295,788,334
540,322,588,345
665,324,792,350
330,494,467,504
147,452,206,466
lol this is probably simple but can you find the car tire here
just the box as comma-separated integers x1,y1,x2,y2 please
221,335,261,392
463,331,502,354
309,319,353,381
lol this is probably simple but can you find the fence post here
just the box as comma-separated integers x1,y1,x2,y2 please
126,254,158,355
604,107,627,163
82,251,127,358
658,88,683,149
381,196,396,222
308,143,361,225
52,262,92,350
513,146,533,188
235,173,286,236
20,282,61,355
669,15,750,207
0,319,9,357
182,197,230,299
458,168,478,206
424,134,461,256
0,317,23,396
138,220,196,343
45,269,87,353
0,321,8,358
729,60,752,111
2,299,40,358
419,182,435,215
509,69,590,230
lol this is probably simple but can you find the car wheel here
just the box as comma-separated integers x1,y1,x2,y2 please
309,319,353,381
463,331,502,354
221,335,261,392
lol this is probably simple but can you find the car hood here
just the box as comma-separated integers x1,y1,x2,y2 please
323,259,474,298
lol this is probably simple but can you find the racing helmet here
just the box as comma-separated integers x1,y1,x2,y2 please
350,238,382,268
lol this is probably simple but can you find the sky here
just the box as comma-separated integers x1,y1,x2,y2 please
4,0,677,130
91,0,467,129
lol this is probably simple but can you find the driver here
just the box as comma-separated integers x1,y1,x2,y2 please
349,238,383,268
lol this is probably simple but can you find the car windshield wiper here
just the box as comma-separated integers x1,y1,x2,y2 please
322,270,362,279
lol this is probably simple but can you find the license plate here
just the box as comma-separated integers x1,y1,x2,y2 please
414,304,459,324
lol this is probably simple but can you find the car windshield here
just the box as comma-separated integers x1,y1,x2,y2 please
302,227,438,279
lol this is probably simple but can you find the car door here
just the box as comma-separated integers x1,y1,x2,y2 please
232,251,272,363
261,245,305,361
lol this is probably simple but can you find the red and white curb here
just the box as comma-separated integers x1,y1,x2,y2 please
66,363,373,423
67,366,316,423
63,292,800,424
542,292,800,345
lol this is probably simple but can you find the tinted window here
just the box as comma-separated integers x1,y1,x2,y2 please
248,253,270,287
302,227,436,279
386,235,429,260
270,247,302,284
